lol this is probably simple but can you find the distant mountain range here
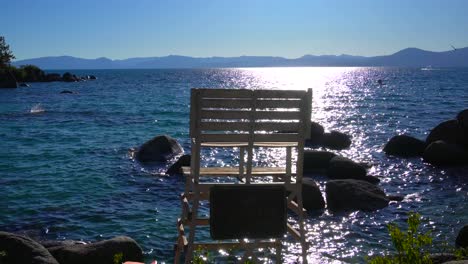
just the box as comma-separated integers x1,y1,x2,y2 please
12,47,468,69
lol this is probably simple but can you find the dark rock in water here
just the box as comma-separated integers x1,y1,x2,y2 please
19,82,30,87
306,121,325,146
136,135,184,162
48,236,143,264
303,150,337,172
327,156,369,181
62,72,78,82
326,179,389,211
423,140,468,166
384,135,426,157
426,119,465,146
360,175,381,184
0,231,59,264
45,73,62,82
456,224,468,248
457,109,468,129
321,131,351,150
166,154,191,175
89,75,97,80
60,90,74,94
302,178,325,211
386,194,404,202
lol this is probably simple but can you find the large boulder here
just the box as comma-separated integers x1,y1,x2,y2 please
457,109,468,130
327,156,369,181
47,236,143,264
326,179,389,211
301,179,325,211
423,140,468,166
136,135,184,162
45,73,62,82
305,121,325,146
62,72,78,82
166,154,191,175
426,120,465,146
321,131,351,150
0,231,59,264
383,135,426,157
456,224,468,248
303,150,337,172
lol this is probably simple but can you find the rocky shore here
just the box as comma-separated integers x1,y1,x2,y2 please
0,232,144,264
0,65,96,88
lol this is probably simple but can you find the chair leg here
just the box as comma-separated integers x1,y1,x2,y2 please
275,240,282,263
296,191,308,264
184,193,200,264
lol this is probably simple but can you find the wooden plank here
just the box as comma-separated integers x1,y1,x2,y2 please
200,121,250,131
199,133,300,143
197,88,307,99
201,98,253,109
201,98,303,109
181,166,295,176
191,240,280,250
253,133,301,142
198,88,253,98
199,133,250,142
200,121,301,132
200,109,301,120
256,99,302,109
254,89,307,98
287,223,302,241
201,141,297,147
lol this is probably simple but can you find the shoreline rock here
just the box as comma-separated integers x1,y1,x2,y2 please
0,231,59,264
136,135,184,163
326,179,389,211
384,134,426,157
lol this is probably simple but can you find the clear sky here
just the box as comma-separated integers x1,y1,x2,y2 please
3,0,468,60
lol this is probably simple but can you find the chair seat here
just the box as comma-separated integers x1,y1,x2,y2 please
181,166,296,177
201,142,298,147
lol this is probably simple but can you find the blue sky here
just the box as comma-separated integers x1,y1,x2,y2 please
3,0,468,60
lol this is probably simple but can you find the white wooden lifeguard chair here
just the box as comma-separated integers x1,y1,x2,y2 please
174,88,312,263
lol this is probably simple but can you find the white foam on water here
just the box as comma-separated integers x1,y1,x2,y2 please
30,103,45,114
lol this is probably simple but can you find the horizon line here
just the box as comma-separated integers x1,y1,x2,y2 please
13,46,468,62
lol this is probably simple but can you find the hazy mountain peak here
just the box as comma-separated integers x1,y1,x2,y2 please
12,47,468,69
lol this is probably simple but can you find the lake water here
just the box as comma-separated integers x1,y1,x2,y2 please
1,67,467,263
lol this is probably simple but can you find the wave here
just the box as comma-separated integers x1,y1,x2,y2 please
30,103,45,114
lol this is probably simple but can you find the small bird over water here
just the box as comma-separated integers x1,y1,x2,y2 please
451,45,458,51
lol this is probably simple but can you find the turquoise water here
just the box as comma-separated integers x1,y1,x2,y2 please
1,67,467,263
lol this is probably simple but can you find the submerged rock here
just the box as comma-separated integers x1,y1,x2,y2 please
326,179,389,211
423,140,468,166
166,154,191,175
321,131,351,150
48,236,143,264
136,135,184,162
0,231,59,264
456,224,468,248
384,135,426,157
302,179,325,211
327,156,368,181
60,90,74,94
303,150,337,172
